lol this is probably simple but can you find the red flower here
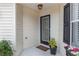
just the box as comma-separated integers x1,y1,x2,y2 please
71,48,79,52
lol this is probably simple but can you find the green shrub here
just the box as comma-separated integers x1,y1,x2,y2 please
48,38,57,48
0,40,13,56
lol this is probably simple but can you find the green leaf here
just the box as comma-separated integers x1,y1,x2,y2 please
48,38,57,48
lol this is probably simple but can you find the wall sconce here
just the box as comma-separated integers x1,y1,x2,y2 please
37,4,43,10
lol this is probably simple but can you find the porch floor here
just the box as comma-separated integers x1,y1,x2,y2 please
20,44,61,56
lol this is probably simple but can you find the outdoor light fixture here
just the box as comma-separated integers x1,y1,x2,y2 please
37,4,43,10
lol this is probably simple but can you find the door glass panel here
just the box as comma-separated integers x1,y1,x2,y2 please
41,16,49,42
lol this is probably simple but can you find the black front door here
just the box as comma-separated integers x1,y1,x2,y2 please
63,3,70,45
40,15,50,45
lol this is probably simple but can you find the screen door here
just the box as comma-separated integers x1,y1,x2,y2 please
40,15,50,45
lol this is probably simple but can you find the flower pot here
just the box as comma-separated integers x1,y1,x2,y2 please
50,47,57,55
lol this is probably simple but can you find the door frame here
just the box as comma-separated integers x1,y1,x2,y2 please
40,14,50,45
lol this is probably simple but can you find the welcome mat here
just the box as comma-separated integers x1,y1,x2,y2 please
36,45,49,51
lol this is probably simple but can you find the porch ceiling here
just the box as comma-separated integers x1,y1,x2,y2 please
21,3,64,12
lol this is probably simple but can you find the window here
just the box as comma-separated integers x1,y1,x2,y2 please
70,3,79,47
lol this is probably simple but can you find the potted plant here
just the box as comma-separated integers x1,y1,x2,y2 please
0,40,13,56
48,38,57,55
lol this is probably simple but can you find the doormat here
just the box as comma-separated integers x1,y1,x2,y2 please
36,45,49,51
